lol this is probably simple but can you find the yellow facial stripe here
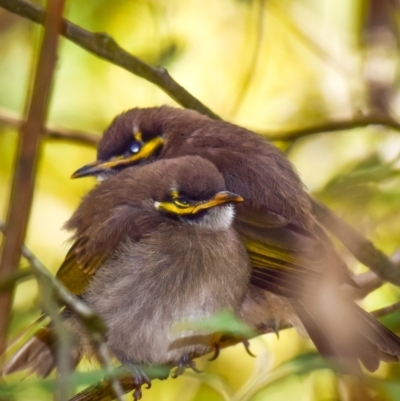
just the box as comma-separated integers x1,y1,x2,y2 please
99,137,164,169
70,135,165,178
133,136,164,161
155,201,197,215
133,131,143,142
155,191,243,216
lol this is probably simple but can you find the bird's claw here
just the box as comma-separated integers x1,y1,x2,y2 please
208,343,220,361
242,339,256,357
258,319,280,339
172,354,201,378
129,367,151,401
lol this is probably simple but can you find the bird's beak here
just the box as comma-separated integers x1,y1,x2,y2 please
71,137,164,178
192,191,244,213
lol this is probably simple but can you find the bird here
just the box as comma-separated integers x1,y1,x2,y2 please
70,105,400,374
3,155,251,400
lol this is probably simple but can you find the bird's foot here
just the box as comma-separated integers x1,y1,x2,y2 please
128,366,151,401
172,354,202,378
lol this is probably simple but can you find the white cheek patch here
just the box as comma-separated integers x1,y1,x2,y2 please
183,205,235,231
210,205,235,230
96,170,118,182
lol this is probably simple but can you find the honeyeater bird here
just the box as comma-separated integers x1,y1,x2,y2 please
3,155,251,400
70,106,400,373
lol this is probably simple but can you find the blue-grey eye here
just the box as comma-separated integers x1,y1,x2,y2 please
129,141,142,154
177,197,189,205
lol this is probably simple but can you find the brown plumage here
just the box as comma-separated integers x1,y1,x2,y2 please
3,156,251,397
70,106,400,373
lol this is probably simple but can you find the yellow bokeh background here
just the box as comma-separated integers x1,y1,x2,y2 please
1,0,400,399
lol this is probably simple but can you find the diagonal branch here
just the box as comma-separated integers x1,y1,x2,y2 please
311,198,400,286
0,219,124,401
0,0,219,121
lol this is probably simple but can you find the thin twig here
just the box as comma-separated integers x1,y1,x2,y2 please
311,198,400,286
36,272,72,401
348,271,384,300
258,113,400,142
0,268,34,293
69,376,135,401
0,0,65,359
0,0,220,121
3,107,400,148
372,301,400,319
2,1,400,144
0,107,99,147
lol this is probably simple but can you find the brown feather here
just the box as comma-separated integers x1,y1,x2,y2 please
5,155,252,379
94,106,400,371
2,328,55,377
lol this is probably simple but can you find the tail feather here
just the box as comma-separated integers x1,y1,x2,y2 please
355,308,400,357
2,328,56,378
291,298,400,373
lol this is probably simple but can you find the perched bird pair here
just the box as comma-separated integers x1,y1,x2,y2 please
4,106,400,400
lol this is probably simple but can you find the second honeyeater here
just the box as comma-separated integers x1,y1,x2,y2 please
71,106,400,372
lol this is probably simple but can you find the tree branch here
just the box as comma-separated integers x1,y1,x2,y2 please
0,0,220,121
0,107,99,147
311,198,400,286
3,0,400,144
259,113,400,142
372,301,400,319
348,271,385,300
0,0,65,358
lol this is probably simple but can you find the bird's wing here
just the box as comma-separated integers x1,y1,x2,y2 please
179,145,346,296
235,208,350,298
56,205,158,296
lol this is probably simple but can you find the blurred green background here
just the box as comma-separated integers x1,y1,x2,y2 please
1,0,400,399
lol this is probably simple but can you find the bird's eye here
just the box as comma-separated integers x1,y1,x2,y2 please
129,141,142,154
173,197,190,208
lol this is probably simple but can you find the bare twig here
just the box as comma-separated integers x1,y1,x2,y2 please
2,1,400,145
0,269,34,293
36,272,72,401
372,301,400,319
0,107,99,147
0,0,65,358
0,0,220,121
259,113,400,142
3,106,400,150
2,1,68,397
311,198,400,286
69,376,135,401
349,271,385,300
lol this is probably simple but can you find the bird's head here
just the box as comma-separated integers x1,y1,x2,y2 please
71,106,203,180
145,156,243,230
